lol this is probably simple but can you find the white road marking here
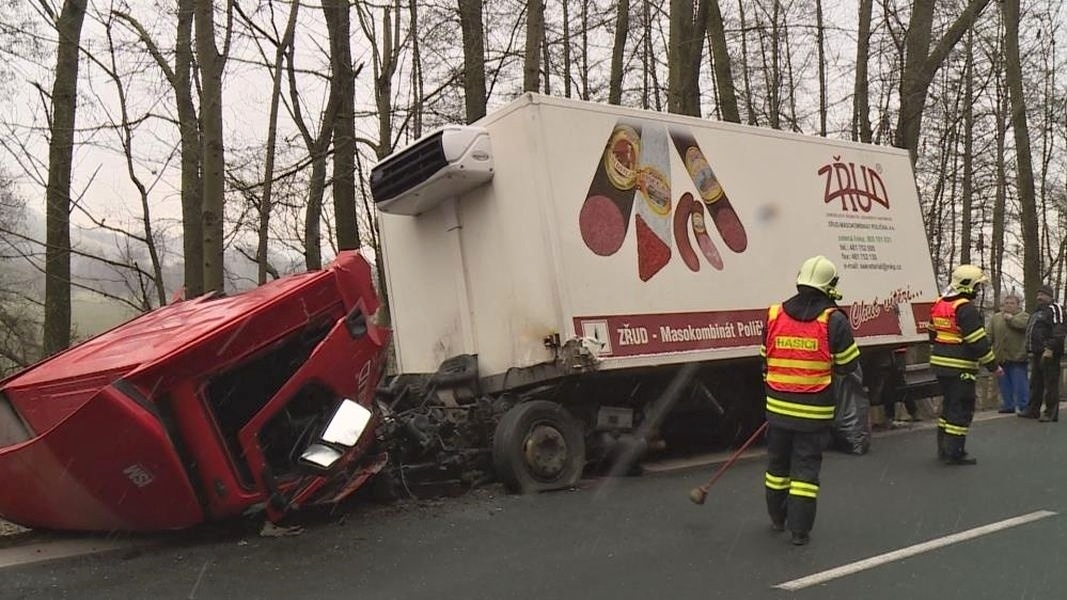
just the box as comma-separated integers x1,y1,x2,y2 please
774,510,1057,591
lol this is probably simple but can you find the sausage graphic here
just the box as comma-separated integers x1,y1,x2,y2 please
673,193,700,272
690,200,724,270
669,127,748,253
579,121,642,256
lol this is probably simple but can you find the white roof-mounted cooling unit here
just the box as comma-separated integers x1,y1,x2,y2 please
370,125,494,216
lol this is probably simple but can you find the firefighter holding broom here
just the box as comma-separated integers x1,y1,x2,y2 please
761,256,860,546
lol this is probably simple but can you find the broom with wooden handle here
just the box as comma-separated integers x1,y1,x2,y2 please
688,421,769,505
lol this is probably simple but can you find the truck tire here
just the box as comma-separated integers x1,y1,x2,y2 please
492,400,586,494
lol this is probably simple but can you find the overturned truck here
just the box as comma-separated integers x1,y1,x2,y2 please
368,93,940,496
0,253,389,532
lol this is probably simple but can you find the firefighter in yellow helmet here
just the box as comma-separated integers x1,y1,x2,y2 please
929,264,1003,464
761,255,860,546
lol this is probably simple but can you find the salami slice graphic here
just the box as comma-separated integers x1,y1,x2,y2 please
636,214,671,282
669,127,748,254
673,193,700,272
580,195,627,256
579,121,642,256
690,200,724,270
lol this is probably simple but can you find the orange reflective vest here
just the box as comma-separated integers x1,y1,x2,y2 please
929,297,982,372
765,304,833,394
930,297,967,345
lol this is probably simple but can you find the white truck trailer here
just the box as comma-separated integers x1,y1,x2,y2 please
369,93,939,494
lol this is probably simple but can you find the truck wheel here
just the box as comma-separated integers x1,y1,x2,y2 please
492,400,586,494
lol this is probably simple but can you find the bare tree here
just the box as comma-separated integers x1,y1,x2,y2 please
459,0,487,122
608,0,628,105
235,0,300,284
195,0,233,293
852,0,873,142
1001,0,1039,301
707,0,739,123
668,0,709,116
324,0,360,250
561,0,572,98
42,0,87,356
815,0,826,136
113,0,204,299
0,167,38,371
894,0,992,164
524,0,544,92
960,28,974,265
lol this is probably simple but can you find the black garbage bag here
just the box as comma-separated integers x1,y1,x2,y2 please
832,366,871,455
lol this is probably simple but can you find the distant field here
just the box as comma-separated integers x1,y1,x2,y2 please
71,293,140,339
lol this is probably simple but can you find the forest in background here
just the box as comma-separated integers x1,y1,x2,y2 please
0,0,1063,373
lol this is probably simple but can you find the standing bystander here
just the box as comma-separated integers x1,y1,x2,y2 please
988,293,1030,415
1022,285,1065,422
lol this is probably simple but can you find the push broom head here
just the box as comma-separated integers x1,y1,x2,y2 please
688,486,708,505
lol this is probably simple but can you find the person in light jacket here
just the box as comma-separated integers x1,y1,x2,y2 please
987,293,1029,415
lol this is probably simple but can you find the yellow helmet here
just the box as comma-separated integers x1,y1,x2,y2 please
796,255,842,300
949,264,988,294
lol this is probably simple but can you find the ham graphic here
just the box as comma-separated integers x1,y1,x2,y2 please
636,214,671,282
633,125,672,280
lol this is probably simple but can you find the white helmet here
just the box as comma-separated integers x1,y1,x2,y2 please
949,264,988,294
796,255,842,300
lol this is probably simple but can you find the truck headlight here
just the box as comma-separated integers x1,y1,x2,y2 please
299,399,373,471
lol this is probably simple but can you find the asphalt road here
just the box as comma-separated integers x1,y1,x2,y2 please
5,412,1067,600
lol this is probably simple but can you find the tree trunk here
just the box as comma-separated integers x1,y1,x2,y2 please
668,0,710,116
893,0,992,164
562,0,571,98
769,0,782,129
960,29,973,265
852,0,873,143
580,0,589,100
815,0,826,136
524,0,543,92
112,6,203,297
283,21,338,272
738,0,756,125
991,35,1007,304
608,0,629,105
324,0,359,250
458,0,487,122
175,0,203,296
540,7,551,94
409,0,424,137
1002,0,1039,302
257,0,299,284
43,0,86,356
195,0,228,293
707,0,739,123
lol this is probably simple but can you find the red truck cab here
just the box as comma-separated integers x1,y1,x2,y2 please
0,251,389,532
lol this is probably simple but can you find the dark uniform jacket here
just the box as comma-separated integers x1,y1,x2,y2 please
1025,300,1065,358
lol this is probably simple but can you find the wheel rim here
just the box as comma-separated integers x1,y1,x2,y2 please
522,422,568,481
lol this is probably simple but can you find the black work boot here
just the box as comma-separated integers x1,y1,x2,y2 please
944,453,977,466
936,429,946,460
791,531,811,546
770,517,786,532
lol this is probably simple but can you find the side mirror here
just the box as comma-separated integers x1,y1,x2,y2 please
299,399,373,471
